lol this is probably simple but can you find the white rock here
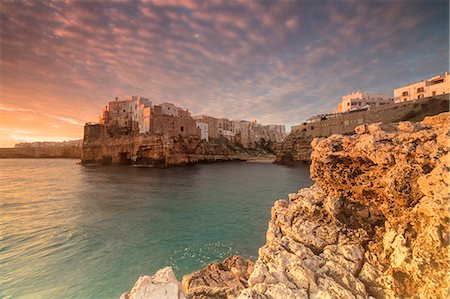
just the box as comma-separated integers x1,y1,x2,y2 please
120,267,185,299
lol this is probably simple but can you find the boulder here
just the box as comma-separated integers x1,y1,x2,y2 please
120,267,185,299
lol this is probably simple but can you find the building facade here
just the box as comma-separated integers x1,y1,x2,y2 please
394,72,450,103
196,121,209,141
100,96,152,134
98,96,285,146
193,115,286,147
336,91,393,113
99,96,199,138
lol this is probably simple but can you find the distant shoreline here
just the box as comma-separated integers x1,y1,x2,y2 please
0,147,81,159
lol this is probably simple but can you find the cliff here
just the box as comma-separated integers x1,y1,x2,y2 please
82,124,273,166
122,112,449,298
276,95,449,165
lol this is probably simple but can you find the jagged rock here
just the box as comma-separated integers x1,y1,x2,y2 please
122,113,449,299
120,267,185,299
275,96,449,165
239,113,450,298
239,112,449,298
182,256,254,298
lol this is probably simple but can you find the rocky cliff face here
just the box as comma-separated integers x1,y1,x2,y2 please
122,113,449,298
239,112,449,298
82,124,273,166
276,96,449,165
182,256,254,298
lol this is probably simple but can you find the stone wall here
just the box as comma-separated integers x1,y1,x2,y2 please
151,114,200,138
277,95,449,164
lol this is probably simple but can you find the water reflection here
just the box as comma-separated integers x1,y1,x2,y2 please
0,159,311,298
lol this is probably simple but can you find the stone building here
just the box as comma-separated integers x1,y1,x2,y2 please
100,96,152,134
98,96,285,146
99,96,199,138
150,106,199,138
292,94,449,138
193,115,219,138
394,72,450,103
196,121,209,141
335,91,393,113
193,115,286,148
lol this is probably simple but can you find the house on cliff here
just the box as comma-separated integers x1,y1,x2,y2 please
99,96,200,138
334,91,393,113
394,72,450,103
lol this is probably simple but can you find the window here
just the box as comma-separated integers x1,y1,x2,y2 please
417,87,424,93
347,102,350,106
402,91,408,96
123,109,126,112
181,126,184,132
432,91,436,96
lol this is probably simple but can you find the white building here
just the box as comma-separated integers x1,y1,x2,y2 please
161,102,178,116
101,96,152,133
196,121,209,141
337,91,392,113
394,72,450,103
219,129,235,141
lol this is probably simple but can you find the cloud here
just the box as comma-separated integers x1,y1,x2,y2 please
42,114,85,126
0,0,448,141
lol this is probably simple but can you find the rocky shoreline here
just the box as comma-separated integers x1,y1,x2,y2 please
121,113,449,298
275,95,449,165
81,125,276,167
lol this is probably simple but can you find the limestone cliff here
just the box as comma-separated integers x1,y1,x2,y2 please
182,256,254,298
82,124,273,166
276,95,449,165
122,113,449,298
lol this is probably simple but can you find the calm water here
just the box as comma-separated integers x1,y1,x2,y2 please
0,159,311,299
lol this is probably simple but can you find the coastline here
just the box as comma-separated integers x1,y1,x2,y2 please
121,112,450,298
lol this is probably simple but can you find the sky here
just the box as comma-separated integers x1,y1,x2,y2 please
0,0,448,147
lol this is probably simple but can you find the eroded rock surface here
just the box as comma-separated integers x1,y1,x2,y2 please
240,113,449,298
120,267,186,299
182,256,254,298
121,113,449,299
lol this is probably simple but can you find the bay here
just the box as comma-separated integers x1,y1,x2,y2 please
0,159,311,298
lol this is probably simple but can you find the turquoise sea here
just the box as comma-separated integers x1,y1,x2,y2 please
0,159,312,298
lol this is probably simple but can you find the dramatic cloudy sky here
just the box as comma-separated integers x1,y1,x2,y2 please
0,0,448,146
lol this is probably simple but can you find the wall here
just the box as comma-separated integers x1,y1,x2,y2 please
196,121,209,141
193,115,220,139
277,95,449,164
151,114,200,138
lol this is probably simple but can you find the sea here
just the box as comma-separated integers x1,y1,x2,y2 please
0,158,312,298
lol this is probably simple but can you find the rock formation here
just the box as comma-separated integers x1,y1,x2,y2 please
122,112,449,298
120,267,185,299
276,95,449,165
82,124,273,166
240,112,449,298
182,256,254,298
